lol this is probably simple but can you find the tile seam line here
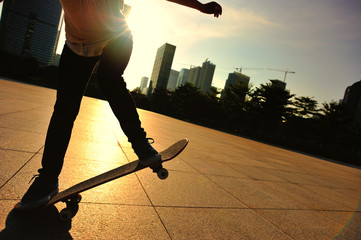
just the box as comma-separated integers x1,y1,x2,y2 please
175,157,296,239
197,157,361,183
0,145,44,190
1,199,360,214
0,104,54,116
114,138,173,240
201,172,296,239
0,126,45,134
0,148,36,154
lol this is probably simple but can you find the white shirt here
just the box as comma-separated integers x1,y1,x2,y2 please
60,0,132,57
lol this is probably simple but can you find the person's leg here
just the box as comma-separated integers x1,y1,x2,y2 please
39,45,99,179
17,45,99,208
96,37,158,160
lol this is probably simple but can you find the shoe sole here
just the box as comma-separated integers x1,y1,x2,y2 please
14,188,59,211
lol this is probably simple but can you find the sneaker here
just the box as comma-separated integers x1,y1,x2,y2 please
132,138,161,165
14,174,59,210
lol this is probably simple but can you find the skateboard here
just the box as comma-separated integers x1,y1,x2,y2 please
18,138,188,221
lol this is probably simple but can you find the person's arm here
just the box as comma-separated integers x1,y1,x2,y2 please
167,0,222,18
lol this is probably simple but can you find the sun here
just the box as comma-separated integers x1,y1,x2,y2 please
126,0,167,48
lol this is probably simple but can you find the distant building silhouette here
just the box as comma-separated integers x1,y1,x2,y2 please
343,80,361,125
140,77,149,94
167,69,179,91
199,59,216,93
270,79,286,90
224,72,250,89
221,71,250,98
0,0,63,65
150,43,176,92
187,66,202,87
186,59,216,93
176,68,190,88
147,80,153,96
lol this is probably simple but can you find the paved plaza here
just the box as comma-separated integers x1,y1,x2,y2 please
0,78,360,239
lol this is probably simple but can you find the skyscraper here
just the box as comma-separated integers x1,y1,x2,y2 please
270,79,286,90
187,66,202,86
221,71,250,98
150,43,176,92
140,76,149,94
167,69,179,91
176,68,189,87
343,80,361,125
0,0,63,65
224,72,250,89
199,59,216,93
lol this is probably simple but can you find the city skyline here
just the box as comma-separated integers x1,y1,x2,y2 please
123,0,361,104
1,0,360,104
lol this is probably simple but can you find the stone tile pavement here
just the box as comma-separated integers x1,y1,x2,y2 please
0,78,360,239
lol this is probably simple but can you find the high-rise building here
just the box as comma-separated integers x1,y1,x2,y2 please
221,71,250,98
176,68,189,88
187,66,201,86
0,0,63,65
198,60,216,93
224,72,250,89
140,76,149,93
150,43,176,92
270,79,286,90
167,69,179,91
343,80,361,125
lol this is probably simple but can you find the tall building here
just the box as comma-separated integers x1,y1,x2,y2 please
150,43,176,92
224,72,250,89
343,80,361,125
176,68,189,88
187,66,202,86
147,80,154,96
222,71,250,98
167,69,179,91
140,76,149,94
198,60,216,93
270,79,286,90
0,0,63,65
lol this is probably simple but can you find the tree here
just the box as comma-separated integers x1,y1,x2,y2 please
249,83,294,136
130,87,151,109
150,88,172,114
171,83,207,122
293,96,320,119
220,82,252,132
316,101,349,148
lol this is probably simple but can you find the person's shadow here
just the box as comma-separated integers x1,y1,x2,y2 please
0,206,73,240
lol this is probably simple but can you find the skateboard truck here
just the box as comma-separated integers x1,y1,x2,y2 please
59,193,82,221
151,163,169,180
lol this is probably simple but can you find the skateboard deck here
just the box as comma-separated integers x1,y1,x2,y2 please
37,138,188,220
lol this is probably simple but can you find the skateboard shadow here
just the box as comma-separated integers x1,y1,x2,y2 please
0,206,73,240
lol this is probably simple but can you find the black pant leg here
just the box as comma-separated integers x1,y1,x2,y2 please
39,45,99,178
97,37,146,144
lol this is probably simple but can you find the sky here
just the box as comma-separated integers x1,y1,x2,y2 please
1,0,360,104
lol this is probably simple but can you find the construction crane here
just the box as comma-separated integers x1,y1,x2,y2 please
234,67,264,74
267,68,295,82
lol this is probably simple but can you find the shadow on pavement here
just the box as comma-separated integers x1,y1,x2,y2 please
0,206,72,240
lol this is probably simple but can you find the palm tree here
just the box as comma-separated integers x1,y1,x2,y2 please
249,83,294,136
293,96,320,119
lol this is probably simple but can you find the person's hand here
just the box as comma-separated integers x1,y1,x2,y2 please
200,1,222,18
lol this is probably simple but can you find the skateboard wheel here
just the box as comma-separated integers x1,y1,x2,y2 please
157,168,168,180
59,208,73,222
72,193,82,203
